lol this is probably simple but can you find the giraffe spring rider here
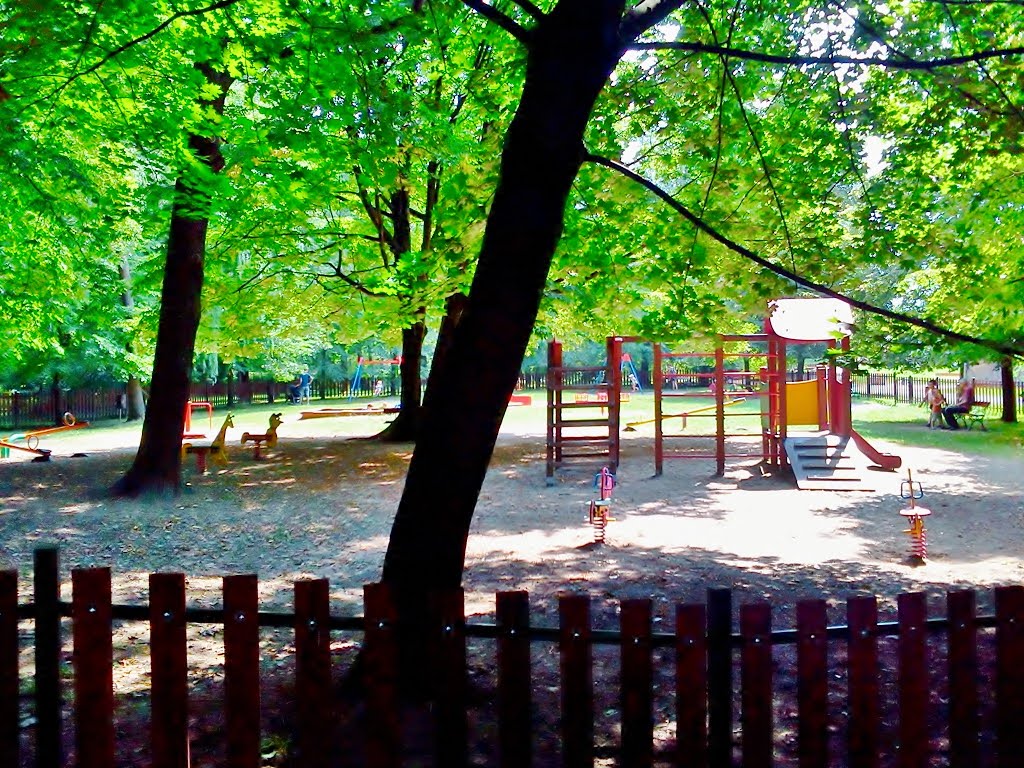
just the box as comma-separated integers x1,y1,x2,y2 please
241,412,283,459
588,466,616,544
182,413,234,474
899,469,930,563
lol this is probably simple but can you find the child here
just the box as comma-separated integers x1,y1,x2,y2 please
923,379,945,429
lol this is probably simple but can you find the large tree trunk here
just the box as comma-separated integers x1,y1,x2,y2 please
382,0,626,601
111,188,214,496
374,320,426,441
112,66,231,497
1000,355,1017,423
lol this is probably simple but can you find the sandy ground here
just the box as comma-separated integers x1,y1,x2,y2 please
1,405,1021,627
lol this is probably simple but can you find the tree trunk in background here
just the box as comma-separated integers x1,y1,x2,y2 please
118,257,146,421
112,65,231,497
421,292,469,415
1000,355,1017,423
126,377,146,420
382,0,626,612
375,321,426,442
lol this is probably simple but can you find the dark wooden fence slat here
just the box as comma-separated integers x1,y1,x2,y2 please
995,586,1024,768
434,588,467,768
224,574,260,768
72,567,114,768
947,590,978,768
0,571,19,768
34,546,62,768
796,599,828,768
740,603,772,768
897,593,928,768
707,588,732,768
621,599,653,768
295,579,332,768
676,603,707,768
364,583,400,768
559,594,593,768
497,591,531,768
150,573,188,768
847,596,879,768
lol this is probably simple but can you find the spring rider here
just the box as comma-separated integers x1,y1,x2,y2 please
899,469,930,564
587,466,616,544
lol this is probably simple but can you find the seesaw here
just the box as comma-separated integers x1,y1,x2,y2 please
624,397,745,432
299,405,401,421
1,412,90,460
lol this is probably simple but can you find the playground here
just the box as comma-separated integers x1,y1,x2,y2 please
1,395,1022,764
0,397,1021,626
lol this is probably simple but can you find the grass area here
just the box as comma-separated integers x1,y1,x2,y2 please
849,398,1024,455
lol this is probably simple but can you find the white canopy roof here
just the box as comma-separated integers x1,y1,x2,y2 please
766,298,854,341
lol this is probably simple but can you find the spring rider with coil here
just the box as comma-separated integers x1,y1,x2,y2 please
899,469,930,564
588,466,616,544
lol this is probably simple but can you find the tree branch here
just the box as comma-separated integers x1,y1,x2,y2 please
628,41,1024,70
40,0,244,103
461,0,531,43
621,0,687,42
585,152,1024,358
509,0,544,20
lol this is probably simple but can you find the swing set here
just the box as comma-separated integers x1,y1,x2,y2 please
348,356,401,399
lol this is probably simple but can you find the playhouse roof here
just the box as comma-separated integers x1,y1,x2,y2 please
766,297,854,342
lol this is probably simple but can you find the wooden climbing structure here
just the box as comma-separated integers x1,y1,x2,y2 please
545,337,622,479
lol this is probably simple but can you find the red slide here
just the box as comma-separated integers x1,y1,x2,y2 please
849,429,902,470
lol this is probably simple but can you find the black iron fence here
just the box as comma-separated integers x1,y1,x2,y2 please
850,373,1022,415
0,378,399,431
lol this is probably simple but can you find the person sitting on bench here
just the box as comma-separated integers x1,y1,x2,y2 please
942,377,975,430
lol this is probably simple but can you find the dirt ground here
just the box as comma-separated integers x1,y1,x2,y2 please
1,405,1021,765
2,406,1021,621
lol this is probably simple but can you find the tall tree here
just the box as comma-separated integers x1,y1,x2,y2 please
382,0,1024,612
113,63,233,495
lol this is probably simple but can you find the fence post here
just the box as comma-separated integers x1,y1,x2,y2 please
72,567,114,768
364,583,400,768
150,574,188,768
947,590,978,768
295,579,332,768
676,603,707,768
497,591,531,768
797,599,828,768
34,546,62,768
897,593,927,768
847,596,879,768
434,589,467,768
559,594,593,768
740,603,772,768
995,586,1024,768
0,570,18,768
224,575,260,768
707,588,732,768
621,599,653,768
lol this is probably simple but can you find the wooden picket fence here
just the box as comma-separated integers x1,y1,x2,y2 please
3,548,1024,767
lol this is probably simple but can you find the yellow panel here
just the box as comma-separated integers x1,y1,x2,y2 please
786,379,820,426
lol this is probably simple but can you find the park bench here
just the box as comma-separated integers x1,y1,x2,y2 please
956,400,991,431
